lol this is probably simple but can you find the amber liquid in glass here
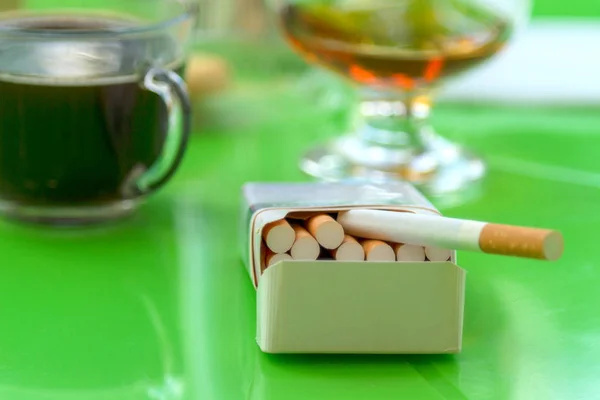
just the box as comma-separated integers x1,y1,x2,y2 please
279,2,512,89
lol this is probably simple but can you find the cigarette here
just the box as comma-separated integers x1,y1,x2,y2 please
337,210,564,261
393,243,426,262
265,250,293,267
332,235,365,261
262,219,296,254
424,246,452,262
290,224,320,261
361,240,396,262
306,214,345,250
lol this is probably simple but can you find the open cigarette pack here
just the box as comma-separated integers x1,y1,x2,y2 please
240,181,466,354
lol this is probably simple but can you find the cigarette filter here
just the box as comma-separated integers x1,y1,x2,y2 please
290,224,320,261
332,235,365,261
266,251,293,267
394,244,426,262
262,219,295,254
306,214,345,250
361,240,396,262
425,246,452,262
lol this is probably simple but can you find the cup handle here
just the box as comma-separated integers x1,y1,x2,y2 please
132,66,192,196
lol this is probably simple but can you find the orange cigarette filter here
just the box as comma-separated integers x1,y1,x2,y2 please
393,243,426,262
332,235,365,261
479,224,563,261
262,219,296,254
425,246,452,262
290,224,320,261
361,240,396,262
265,249,292,268
306,214,345,250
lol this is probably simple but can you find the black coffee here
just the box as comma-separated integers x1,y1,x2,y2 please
0,15,185,207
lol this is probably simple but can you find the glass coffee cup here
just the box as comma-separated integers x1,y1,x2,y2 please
0,0,195,224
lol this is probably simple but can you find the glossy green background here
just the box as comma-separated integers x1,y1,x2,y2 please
534,0,600,16
0,0,599,399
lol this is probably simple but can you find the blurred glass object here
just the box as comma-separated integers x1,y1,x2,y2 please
196,0,270,39
266,0,531,196
190,0,346,134
193,0,306,82
0,0,195,224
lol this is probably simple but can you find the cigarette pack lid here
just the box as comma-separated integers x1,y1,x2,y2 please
242,180,436,211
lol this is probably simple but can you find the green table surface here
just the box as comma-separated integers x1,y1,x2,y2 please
2,2,600,399
1,72,599,399
534,0,600,17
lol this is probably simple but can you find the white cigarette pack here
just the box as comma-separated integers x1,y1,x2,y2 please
240,181,466,354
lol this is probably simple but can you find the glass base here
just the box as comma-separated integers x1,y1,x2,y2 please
0,199,140,226
300,132,486,202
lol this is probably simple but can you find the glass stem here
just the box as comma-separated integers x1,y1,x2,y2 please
353,90,430,157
